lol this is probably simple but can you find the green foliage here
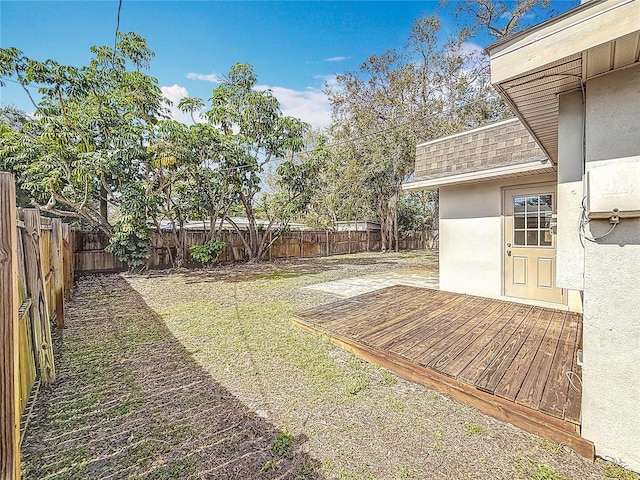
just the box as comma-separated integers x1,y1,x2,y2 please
271,431,294,457
200,63,312,260
105,183,158,268
464,422,484,435
515,457,567,480
105,221,152,268
604,464,640,480
324,12,511,250
190,240,227,264
529,463,566,480
0,33,166,235
398,190,438,235
346,376,370,395
261,460,279,473
295,460,318,479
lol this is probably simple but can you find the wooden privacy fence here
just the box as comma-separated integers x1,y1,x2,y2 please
74,228,430,273
1,172,73,480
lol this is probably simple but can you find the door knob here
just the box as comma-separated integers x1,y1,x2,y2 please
507,250,512,256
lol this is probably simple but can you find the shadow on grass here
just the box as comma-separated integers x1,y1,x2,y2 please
21,274,323,480
145,252,408,285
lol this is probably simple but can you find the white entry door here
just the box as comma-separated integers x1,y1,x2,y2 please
504,186,565,304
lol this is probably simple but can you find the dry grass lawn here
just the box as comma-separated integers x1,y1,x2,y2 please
22,251,639,479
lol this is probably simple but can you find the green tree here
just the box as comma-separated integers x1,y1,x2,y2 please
398,190,439,249
203,63,311,261
326,15,508,251
0,33,166,241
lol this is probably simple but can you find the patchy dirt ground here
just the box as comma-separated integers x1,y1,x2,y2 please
22,251,637,480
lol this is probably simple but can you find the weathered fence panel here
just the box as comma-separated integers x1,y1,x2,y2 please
51,219,65,329
16,228,35,415
1,173,21,480
72,227,435,273
20,210,56,384
62,224,74,301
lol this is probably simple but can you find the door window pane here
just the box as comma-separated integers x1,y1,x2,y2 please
512,193,554,247
539,195,552,211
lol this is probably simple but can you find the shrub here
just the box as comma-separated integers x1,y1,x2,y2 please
190,240,226,264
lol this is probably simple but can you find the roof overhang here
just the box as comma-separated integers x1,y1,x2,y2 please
487,0,640,163
403,158,555,191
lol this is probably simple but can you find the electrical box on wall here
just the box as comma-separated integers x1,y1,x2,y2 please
586,158,640,219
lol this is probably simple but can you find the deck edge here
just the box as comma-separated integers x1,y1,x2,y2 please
291,316,595,460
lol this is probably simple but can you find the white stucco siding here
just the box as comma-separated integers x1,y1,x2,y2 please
586,65,640,162
580,65,640,472
439,174,557,299
582,233,640,469
556,91,585,291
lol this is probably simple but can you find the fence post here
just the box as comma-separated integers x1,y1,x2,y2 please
51,219,64,329
348,230,351,254
325,230,329,257
0,173,20,480
19,209,55,384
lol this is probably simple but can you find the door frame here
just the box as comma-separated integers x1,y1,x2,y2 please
501,181,566,305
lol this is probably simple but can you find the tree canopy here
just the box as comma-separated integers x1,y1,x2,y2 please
1,1,565,265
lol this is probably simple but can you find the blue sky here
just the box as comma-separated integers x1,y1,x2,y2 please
1,1,578,128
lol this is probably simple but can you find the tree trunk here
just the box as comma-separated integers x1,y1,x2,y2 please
393,191,399,253
100,186,108,222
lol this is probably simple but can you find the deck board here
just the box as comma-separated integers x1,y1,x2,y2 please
539,313,580,418
434,301,514,378
516,311,566,409
457,305,524,385
493,308,554,401
294,286,589,457
475,306,542,394
564,313,584,424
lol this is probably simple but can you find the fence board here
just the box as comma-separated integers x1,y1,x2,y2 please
16,229,36,415
62,224,73,301
19,210,56,384
51,219,65,329
1,173,20,480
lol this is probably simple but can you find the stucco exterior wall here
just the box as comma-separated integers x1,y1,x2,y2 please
556,91,585,290
581,65,640,472
439,174,557,300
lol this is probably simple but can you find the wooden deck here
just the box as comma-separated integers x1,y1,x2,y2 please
293,286,594,457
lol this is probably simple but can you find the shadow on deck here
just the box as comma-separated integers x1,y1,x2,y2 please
293,285,593,458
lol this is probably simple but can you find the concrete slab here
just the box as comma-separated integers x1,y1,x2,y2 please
304,270,439,298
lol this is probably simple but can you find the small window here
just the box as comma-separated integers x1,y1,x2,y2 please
512,194,554,247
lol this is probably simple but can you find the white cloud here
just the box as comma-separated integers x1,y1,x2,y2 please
256,84,331,129
325,56,348,62
314,74,339,88
460,41,485,59
186,72,223,83
160,84,204,125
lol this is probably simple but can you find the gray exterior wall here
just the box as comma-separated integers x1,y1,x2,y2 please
414,118,547,180
581,64,640,472
556,91,585,291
